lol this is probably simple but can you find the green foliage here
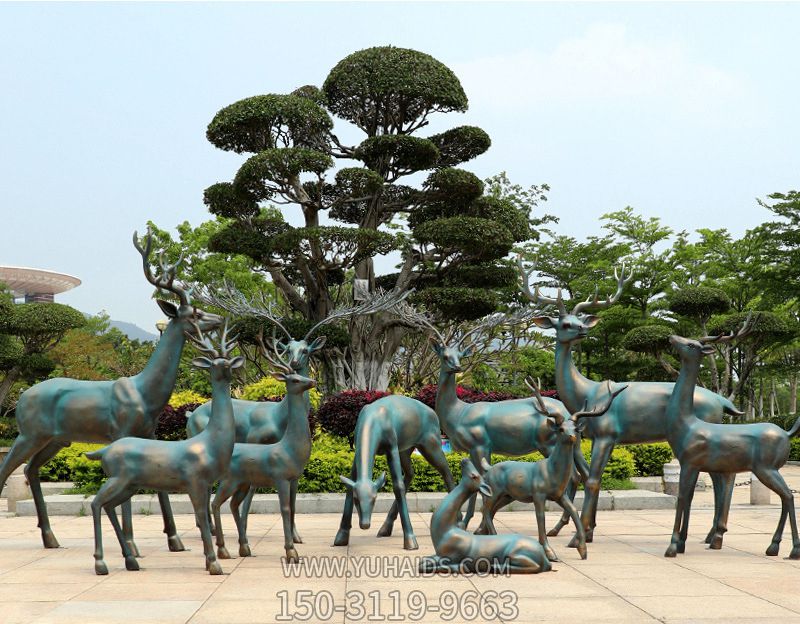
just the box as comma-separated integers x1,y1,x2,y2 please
670,287,730,321
625,443,674,476
240,376,323,409
0,303,86,346
428,126,491,168
791,438,800,462
235,148,333,199
0,418,18,440
203,182,259,219
412,286,498,321
355,135,440,173
586,442,635,481
413,217,514,260
39,443,103,483
622,324,674,354
168,390,209,408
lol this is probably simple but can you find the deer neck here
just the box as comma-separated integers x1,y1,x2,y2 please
354,416,382,484
431,479,472,545
554,340,596,413
281,390,312,461
668,356,701,432
297,362,312,412
436,365,465,431
134,320,185,414
205,375,235,458
547,433,576,491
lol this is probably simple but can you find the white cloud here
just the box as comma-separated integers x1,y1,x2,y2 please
454,23,755,120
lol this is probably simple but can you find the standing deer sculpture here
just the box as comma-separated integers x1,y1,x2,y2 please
518,257,743,548
333,394,457,551
189,286,409,540
399,308,578,530
478,379,627,561
0,229,222,552
664,319,800,559
87,320,242,575
419,458,552,574
210,351,316,563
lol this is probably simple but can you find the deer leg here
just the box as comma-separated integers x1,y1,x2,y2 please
119,498,140,558
708,472,735,550
378,449,413,538
549,478,577,537
189,486,221,575
533,497,558,561
755,468,799,558
25,441,68,549
462,447,489,530
388,447,418,550
665,466,698,557
289,481,303,543
559,494,587,560
91,477,129,575
476,493,510,535
334,459,357,547
230,486,251,557
677,469,699,553
105,505,139,571
207,486,216,536
0,434,48,498
212,481,233,560
571,437,613,547
277,479,299,563
418,438,461,525
157,491,185,552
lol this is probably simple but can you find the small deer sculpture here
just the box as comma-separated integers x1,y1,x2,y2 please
518,256,744,548
0,229,222,552
478,379,627,561
664,318,800,559
210,350,315,563
419,458,552,574
86,321,242,575
333,395,457,551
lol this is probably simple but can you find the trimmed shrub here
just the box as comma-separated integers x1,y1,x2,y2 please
316,390,391,442
791,438,800,462
168,390,208,408
413,384,546,410
625,443,674,477
155,403,201,441
39,443,103,483
241,376,323,409
0,418,18,441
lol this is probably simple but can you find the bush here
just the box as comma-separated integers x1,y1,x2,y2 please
316,390,391,442
791,438,800,462
39,443,103,483
580,440,636,481
413,384,548,410
0,418,18,440
168,390,208,408
625,443,674,477
240,376,323,409
155,403,201,441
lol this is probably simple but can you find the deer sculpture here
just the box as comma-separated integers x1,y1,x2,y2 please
664,319,800,559
478,379,627,561
189,286,408,540
0,229,222,553
210,351,316,563
518,256,744,548
86,320,242,575
419,458,552,574
399,307,579,530
333,395,457,551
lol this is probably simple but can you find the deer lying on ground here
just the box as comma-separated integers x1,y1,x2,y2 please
86,321,241,575
0,229,222,553
419,458,551,574
333,395,457,550
664,318,800,559
210,348,316,562
478,379,627,561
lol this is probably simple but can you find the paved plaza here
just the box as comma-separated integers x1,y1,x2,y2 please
3,478,800,624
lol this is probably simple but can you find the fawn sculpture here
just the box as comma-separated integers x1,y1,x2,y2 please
664,320,800,559
518,256,744,547
210,363,316,563
333,395,457,550
86,321,242,575
0,229,221,552
419,458,552,574
478,379,627,561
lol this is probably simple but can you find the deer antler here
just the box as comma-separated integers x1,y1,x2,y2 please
699,311,757,345
571,263,632,316
393,301,447,344
571,381,627,421
255,328,293,374
456,312,508,349
133,228,191,306
516,255,567,316
185,317,219,358
524,376,561,424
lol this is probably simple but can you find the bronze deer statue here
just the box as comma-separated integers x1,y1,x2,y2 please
86,320,242,575
0,229,222,552
518,256,743,548
664,317,800,559
478,379,627,561
333,394,457,551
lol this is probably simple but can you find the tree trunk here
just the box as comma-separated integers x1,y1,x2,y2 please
790,373,798,415
769,379,777,419
348,320,406,391
0,367,21,409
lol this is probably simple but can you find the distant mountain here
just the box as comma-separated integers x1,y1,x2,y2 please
109,319,158,343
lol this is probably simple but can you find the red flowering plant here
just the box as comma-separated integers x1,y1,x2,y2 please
316,389,391,447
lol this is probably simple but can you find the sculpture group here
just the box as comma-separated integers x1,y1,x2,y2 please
1,228,799,579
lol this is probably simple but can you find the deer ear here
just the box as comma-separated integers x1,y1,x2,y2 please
309,336,327,351
479,482,492,498
229,356,246,370
340,475,355,489
576,419,588,433
375,471,387,490
583,315,601,329
271,371,288,383
480,457,492,472
192,357,212,369
157,300,178,318
531,316,555,329
429,337,444,355
701,345,716,356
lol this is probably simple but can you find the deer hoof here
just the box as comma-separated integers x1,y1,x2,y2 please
285,548,300,563
404,536,419,551
125,556,140,571
577,544,588,560
664,544,677,558
547,527,561,537
677,542,686,554
333,531,349,547
567,534,579,549
709,535,723,550
239,544,252,557
787,546,800,560
167,535,185,552
126,540,141,558
95,560,109,575
766,542,780,556
42,531,60,549
217,547,232,560
377,523,393,537
208,560,223,575
545,548,559,562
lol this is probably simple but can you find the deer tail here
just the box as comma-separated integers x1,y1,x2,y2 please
785,416,800,438
84,448,106,461
721,398,744,417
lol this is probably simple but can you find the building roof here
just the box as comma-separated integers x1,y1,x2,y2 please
0,266,81,297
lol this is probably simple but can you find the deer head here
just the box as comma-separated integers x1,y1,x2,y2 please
256,330,317,395
340,471,387,530
517,256,631,346
460,458,492,497
669,313,756,366
134,229,223,332
185,319,245,383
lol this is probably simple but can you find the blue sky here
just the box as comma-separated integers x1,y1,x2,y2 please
1,2,799,331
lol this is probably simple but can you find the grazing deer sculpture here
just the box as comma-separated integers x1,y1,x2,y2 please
518,256,743,547
419,458,552,574
399,307,577,530
0,229,222,552
664,318,800,559
333,395,457,551
86,320,242,575
210,350,316,563
478,379,627,561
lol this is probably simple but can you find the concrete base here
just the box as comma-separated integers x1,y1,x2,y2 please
14,488,676,517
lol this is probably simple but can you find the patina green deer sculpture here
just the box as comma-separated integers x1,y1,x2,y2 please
0,229,222,552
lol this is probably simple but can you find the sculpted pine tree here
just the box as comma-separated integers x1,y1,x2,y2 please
203,46,538,390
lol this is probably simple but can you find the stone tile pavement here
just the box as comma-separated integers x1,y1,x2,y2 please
3,499,800,624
